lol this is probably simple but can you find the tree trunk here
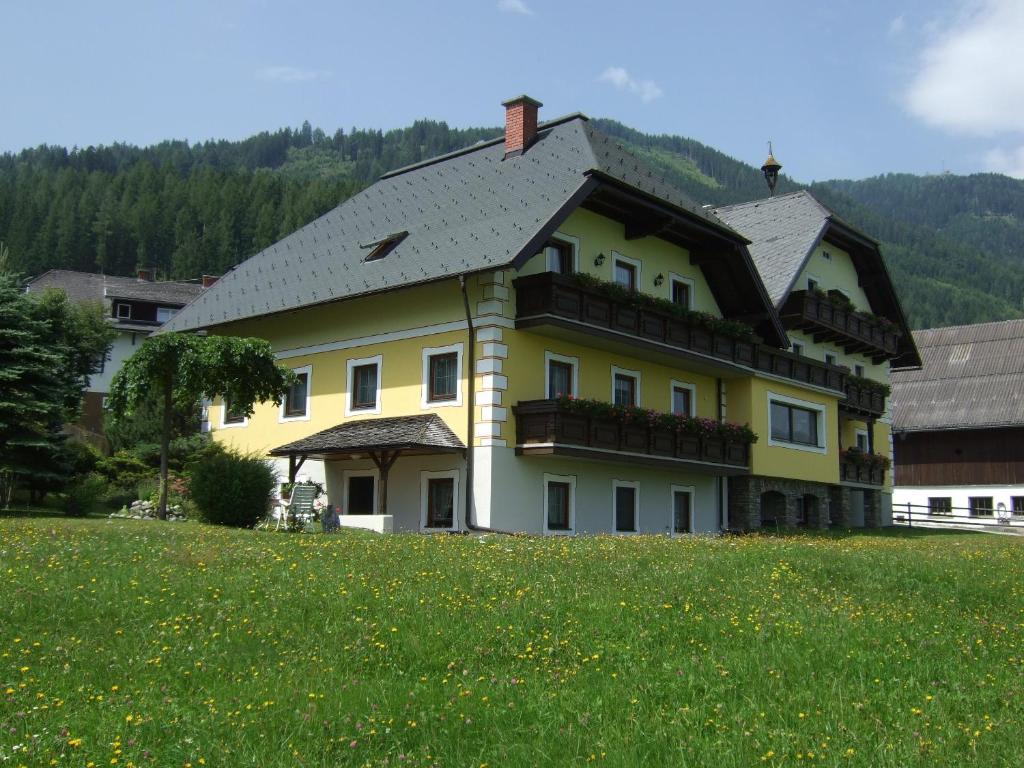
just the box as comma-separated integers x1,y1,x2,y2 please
157,375,172,521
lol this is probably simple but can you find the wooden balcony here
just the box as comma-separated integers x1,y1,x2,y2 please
780,290,901,362
839,456,886,486
514,272,846,393
513,399,750,474
841,380,887,418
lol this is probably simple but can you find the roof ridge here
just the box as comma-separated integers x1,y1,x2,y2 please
380,112,589,180
914,316,1024,337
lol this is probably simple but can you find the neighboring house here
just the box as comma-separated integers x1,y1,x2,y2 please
25,269,213,440
714,191,921,528
891,319,1024,527
163,96,918,534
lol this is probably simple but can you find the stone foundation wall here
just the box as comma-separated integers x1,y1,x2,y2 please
729,476,883,531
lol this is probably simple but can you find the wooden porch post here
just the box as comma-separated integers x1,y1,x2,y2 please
370,450,401,515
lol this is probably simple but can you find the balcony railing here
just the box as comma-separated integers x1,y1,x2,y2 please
841,380,887,417
513,399,750,472
780,290,900,361
514,272,846,393
839,456,886,486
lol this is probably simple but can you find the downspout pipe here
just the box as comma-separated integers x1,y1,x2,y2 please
459,275,513,535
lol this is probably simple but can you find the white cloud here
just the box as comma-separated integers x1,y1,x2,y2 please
257,66,332,84
497,0,532,15
598,66,663,103
905,0,1024,136
888,15,906,36
984,145,1024,177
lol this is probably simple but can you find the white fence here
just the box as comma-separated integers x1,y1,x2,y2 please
892,502,1024,531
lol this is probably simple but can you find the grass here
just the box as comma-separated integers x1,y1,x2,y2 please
1,520,1021,767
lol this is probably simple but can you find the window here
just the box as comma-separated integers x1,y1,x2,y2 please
345,472,377,515
822,250,832,261
361,231,408,262
671,487,692,535
544,474,576,534
421,344,462,408
346,355,382,416
222,395,246,427
969,496,994,517
420,470,459,531
807,278,818,292
768,394,825,451
854,364,865,378
928,497,952,516
670,276,693,309
281,366,311,421
671,381,695,417
613,481,638,533
544,240,574,275
426,478,455,528
156,306,177,323
1013,497,1024,516
115,303,131,319
544,352,578,398
824,353,837,366
612,368,639,407
429,353,458,402
613,253,639,291
792,342,804,356
855,429,869,451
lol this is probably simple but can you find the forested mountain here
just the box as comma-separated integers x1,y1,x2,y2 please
3,117,1023,330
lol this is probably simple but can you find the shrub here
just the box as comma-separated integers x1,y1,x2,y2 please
64,473,109,517
189,447,276,527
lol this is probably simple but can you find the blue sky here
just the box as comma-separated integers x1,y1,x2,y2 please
3,0,1022,181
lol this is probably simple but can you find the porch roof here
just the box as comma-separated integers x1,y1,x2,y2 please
268,414,465,460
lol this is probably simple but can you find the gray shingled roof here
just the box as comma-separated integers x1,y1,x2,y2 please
26,270,204,306
163,115,746,334
713,191,831,307
269,414,465,456
891,319,1024,432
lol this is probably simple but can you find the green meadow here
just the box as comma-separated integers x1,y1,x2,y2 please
1,518,1021,767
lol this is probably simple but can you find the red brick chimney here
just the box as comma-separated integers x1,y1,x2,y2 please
502,95,542,156
137,267,153,282
201,274,219,288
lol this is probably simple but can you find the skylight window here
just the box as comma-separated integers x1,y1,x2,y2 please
360,231,408,262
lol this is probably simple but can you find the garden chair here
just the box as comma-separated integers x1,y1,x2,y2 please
279,483,317,531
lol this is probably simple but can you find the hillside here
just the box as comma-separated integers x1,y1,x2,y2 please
2,118,1023,329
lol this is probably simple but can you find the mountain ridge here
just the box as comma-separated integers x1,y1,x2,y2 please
2,117,1022,330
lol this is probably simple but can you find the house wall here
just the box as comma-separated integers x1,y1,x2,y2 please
517,208,723,315
476,445,721,535
794,242,873,315
892,484,1024,519
88,329,142,393
726,377,840,484
894,428,1024,487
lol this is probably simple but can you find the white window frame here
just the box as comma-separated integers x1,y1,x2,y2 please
546,232,580,273
421,343,464,408
791,342,804,356
542,473,576,535
854,364,865,378
220,397,248,429
345,354,383,416
279,364,312,423
612,479,640,534
824,352,837,367
611,251,641,290
611,365,641,406
420,469,460,532
668,273,695,308
767,391,827,454
342,468,379,516
855,428,869,451
806,274,821,292
545,351,579,398
115,302,131,319
670,484,696,536
670,379,696,417
156,306,177,323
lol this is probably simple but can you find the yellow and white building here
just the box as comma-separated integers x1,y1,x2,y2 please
164,97,919,534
